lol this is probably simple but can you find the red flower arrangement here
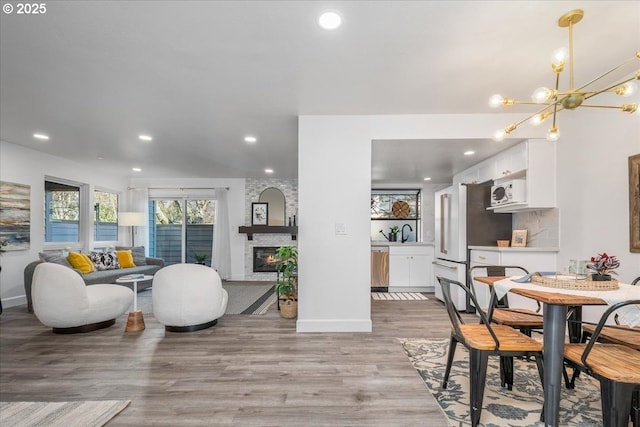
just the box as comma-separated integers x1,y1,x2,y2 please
586,253,620,276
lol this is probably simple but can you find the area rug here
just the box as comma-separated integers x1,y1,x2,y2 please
0,400,130,427
401,338,604,426
136,281,277,315
372,292,428,301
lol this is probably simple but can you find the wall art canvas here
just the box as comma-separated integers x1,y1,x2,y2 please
251,202,268,226
0,181,31,251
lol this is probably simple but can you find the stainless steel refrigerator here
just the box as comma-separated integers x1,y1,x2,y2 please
433,183,512,310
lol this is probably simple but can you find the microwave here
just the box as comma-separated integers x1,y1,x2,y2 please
490,180,526,206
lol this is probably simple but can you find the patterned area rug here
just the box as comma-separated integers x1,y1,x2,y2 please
372,292,428,301
0,400,130,427
401,339,604,426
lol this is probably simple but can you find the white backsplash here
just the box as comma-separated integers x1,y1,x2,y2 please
512,208,559,247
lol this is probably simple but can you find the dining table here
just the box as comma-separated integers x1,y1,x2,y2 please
473,276,640,427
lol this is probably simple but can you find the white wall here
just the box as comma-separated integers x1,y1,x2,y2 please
0,141,129,307
299,112,639,332
555,110,640,284
298,116,373,332
129,177,246,281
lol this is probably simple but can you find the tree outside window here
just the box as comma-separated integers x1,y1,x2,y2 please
94,190,118,241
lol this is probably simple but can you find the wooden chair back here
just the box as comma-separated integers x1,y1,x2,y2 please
468,265,529,308
582,299,640,367
437,276,500,351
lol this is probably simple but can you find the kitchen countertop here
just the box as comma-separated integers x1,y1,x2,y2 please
372,241,434,247
468,245,559,252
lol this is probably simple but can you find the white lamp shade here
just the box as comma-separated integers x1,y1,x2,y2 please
118,212,146,226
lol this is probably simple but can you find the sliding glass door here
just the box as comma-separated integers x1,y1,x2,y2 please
149,199,215,266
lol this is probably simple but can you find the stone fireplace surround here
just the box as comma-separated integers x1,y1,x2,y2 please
244,178,298,281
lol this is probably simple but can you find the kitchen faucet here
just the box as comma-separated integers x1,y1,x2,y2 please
401,224,413,243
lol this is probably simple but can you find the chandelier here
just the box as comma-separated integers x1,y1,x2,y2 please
489,9,639,142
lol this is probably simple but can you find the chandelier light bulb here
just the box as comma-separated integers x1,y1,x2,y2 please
493,129,506,141
532,87,554,103
614,81,638,97
551,47,568,67
488,94,504,108
531,112,551,126
546,127,560,142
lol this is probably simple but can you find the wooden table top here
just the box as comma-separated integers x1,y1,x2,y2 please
473,276,607,306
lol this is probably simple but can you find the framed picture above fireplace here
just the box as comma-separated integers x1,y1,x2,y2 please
251,202,268,226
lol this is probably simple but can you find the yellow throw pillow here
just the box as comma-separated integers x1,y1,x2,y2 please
67,252,95,274
116,250,136,268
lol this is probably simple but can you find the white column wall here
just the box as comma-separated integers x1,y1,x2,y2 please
297,116,373,332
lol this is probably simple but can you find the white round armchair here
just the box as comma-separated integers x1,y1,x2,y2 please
32,262,133,334
152,263,228,332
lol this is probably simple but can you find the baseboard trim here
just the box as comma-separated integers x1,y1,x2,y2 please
296,319,372,333
1,295,27,309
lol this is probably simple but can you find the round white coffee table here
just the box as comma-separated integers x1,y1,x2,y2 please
116,275,153,332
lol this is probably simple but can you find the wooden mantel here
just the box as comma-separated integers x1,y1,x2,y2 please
238,225,298,240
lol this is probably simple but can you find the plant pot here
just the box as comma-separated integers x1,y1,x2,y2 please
389,233,398,242
591,273,611,281
280,299,298,319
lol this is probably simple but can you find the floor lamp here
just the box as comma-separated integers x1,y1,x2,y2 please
118,212,146,247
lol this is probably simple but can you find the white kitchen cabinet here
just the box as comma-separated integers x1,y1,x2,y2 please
389,245,434,290
493,142,527,179
468,247,558,312
484,140,556,212
476,160,496,184
458,168,479,184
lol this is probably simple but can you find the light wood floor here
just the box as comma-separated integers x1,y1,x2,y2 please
0,294,466,426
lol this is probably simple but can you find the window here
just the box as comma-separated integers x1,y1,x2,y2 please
45,180,81,243
94,190,118,241
149,199,215,266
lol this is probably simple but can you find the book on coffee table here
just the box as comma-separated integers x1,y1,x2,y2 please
118,273,146,280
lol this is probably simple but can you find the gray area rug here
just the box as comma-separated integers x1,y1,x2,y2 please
136,281,276,315
0,400,131,427
401,338,603,426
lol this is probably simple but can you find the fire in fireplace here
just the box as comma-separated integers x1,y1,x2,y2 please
253,246,280,273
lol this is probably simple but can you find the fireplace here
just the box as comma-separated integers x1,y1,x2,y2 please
253,247,279,273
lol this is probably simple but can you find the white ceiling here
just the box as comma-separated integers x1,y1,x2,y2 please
1,1,638,183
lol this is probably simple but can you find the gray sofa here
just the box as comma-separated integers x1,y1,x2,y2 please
24,248,164,312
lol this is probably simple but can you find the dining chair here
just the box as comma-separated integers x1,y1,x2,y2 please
578,276,640,350
469,265,544,389
563,299,640,427
437,276,545,427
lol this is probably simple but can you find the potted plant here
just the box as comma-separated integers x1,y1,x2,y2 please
192,253,208,265
275,245,298,318
586,252,619,281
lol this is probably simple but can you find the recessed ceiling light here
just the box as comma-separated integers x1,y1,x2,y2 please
464,150,475,156
97,156,104,160
423,177,432,181
244,136,257,143
33,133,49,140
264,168,274,174
138,134,152,141
132,167,142,172
318,10,342,30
